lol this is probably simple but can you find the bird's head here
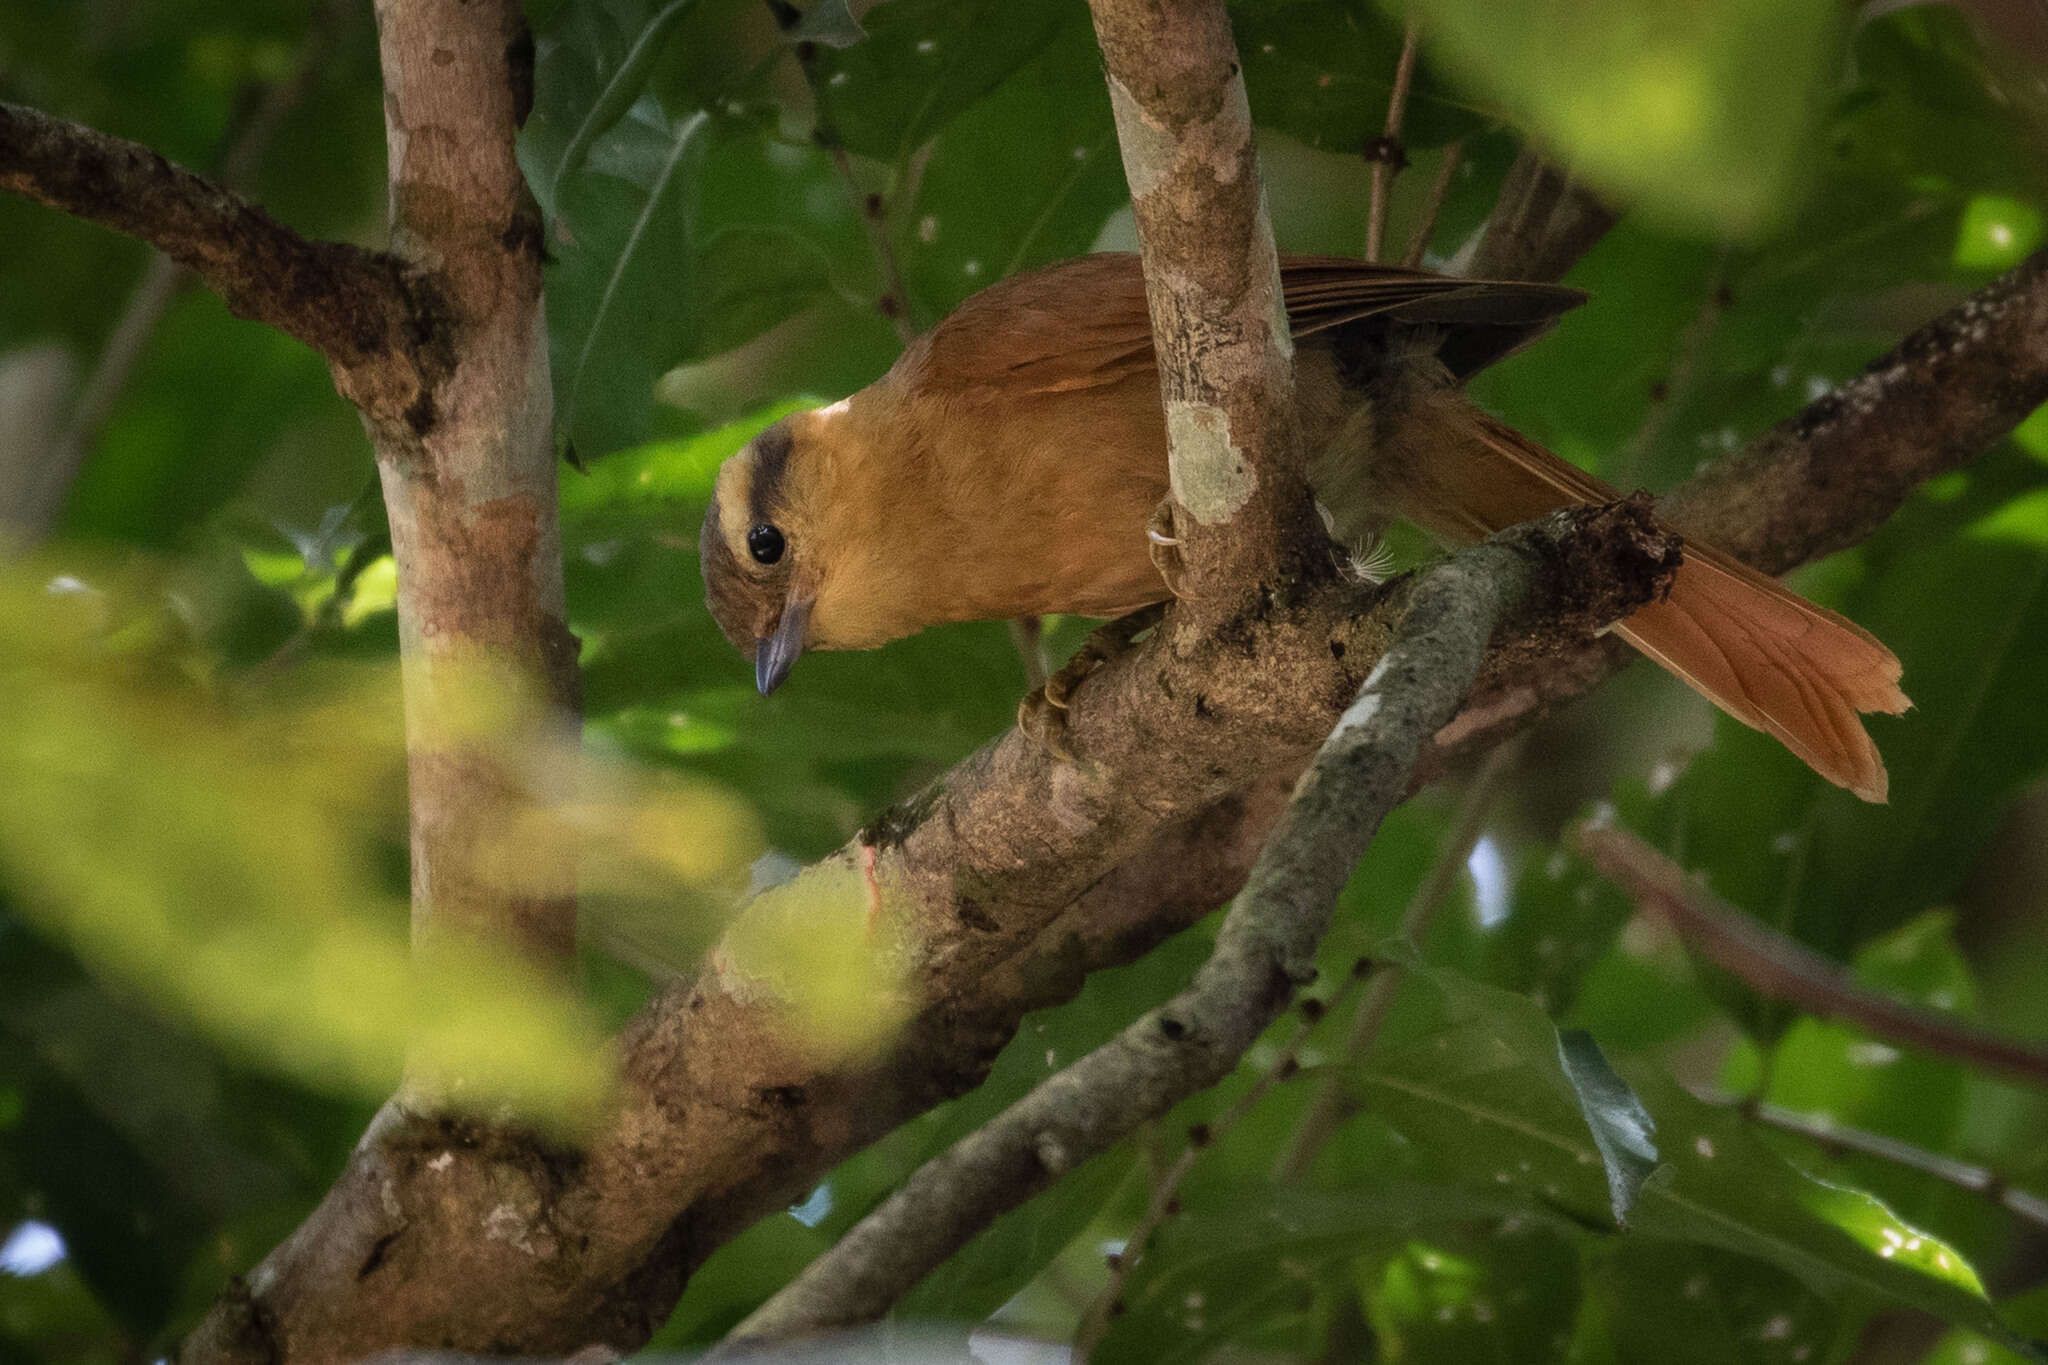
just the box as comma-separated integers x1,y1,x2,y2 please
700,395,927,694
701,413,818,695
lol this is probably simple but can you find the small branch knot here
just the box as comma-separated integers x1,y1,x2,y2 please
1362,134,1409,172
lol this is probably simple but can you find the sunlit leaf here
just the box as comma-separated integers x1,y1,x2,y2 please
0,567,758,1132
717,857,910,1063
1392,0,1840,236
1348,966,2021,1347
1954,193,2047,271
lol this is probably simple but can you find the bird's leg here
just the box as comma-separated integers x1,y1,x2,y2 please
1147,499,1189,598
1017,602,1169,759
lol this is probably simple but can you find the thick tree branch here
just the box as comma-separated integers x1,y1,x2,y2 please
1088,0,1322,612
1576,824,2048,1090
0,101,444,431
718,514,1672,1348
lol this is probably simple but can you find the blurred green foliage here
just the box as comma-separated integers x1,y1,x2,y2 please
5,0,2048,1361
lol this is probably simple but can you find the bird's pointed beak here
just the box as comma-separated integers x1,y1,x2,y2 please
755,595,812,696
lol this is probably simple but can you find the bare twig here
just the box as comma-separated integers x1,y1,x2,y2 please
1365,20,1421,265
831,145,917,343
769,3,918,339
1611,251,1732,487
1459,149,1617,283
1693,1090,2048,1232
0,102,436,425
1576,824,2048,1090
1008,616,1049,690
1401,137,1464,269
718,513,1667,1351
1272,738,1518,1179
1071,960,1372,1356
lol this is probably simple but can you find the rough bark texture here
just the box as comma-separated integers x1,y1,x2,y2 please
177,3,579,1363
1087,0,1324,613
0,0,2004,1347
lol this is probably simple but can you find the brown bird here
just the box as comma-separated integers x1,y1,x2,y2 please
700,254,1909,800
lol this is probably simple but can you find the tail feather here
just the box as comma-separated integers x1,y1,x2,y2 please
1616,544,1907,801
1365,399,1910,801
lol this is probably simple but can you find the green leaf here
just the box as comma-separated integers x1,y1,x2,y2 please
1394,0,1842,237
1234,0,1485,154
1954,193,2046,271
547,105,709,460
1588,1242,1847,1365
895,16,1125,319
1557,1029,1658,1227
1097,1184,1533,1364
808,0,1069,163
537,0,704,218
1351,967,2024,1348
1361,1221,1586,1364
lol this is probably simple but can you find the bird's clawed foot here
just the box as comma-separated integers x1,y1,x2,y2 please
1147,500,1189,599
1017,602,1169,760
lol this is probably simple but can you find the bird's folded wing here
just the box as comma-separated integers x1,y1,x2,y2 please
912,253,1585,398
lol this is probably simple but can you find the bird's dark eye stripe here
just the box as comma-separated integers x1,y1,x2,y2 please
747,523,785,565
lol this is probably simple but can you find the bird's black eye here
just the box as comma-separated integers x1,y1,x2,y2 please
747,523,786,565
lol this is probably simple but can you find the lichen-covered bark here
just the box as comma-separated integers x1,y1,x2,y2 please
1087,0,1324,613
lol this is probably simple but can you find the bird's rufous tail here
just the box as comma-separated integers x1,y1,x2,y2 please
1371,397,1909,800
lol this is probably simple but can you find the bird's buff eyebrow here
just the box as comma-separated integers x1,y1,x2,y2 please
747,421,795,527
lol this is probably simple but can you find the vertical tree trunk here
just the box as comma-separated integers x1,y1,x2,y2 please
371,0,578,972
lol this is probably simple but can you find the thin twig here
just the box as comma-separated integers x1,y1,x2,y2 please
1400,136,1463,269
829,144,917,343
1694,1090,2048,1232
1072,960,1373,1356
1575,824,2048,1090
1458,149,1616,283
768,1,918,341
1364,19,1421,264
1008,616,1049,690
1611,250,1731,487
1272,737,1518,1180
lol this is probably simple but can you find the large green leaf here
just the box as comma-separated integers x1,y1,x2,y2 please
894,16,1125,320
1234,0,1485,154
807,0,1068,164
1356,968,2022,1349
